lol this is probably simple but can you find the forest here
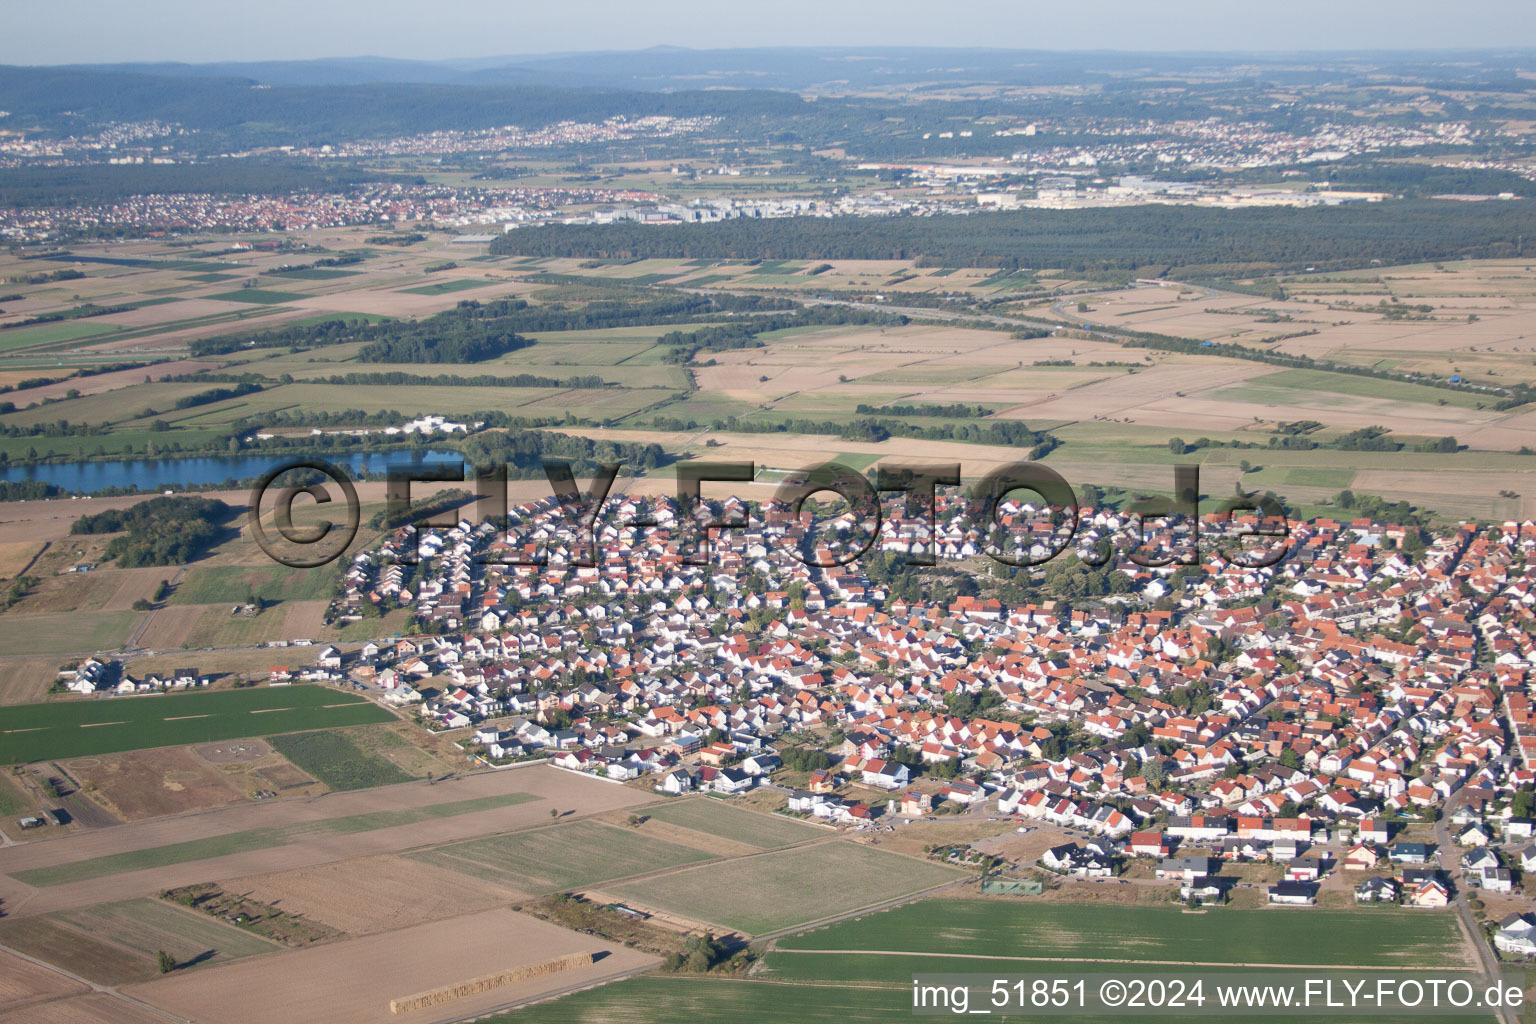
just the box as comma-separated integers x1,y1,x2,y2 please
489,201,1536,275
70,495,232,566
0,66,806,147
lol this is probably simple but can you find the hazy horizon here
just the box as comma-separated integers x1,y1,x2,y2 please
10,0,1536,67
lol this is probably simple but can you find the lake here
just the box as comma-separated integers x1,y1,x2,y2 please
0,450,467,495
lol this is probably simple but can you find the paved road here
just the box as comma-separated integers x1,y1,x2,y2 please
1435,788,1517,1024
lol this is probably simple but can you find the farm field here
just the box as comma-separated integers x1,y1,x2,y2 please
0,685,396,764
0,610,141,657
121,907,658,1024
485,977,917,1024
64,745,249,821
267,729,415,791
0,766,643,915
480,974,1495,1024
167,564,339,605
411,818,714,893
775,899,1470,969
0,947,87,1014
606,841,964,935
223,853,526,934
640,797,827,849
49,898,281,968
7,790,541,887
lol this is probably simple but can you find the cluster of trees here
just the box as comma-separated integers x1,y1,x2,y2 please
717,413,1057,454
173,381,262,410
489,201,1536,274
71,495,230,567
357,328,529,364
1121,328,1512,405
310,370,607,390
853,402,988,418
0,302,136,331
457,428,670,477
189,293,795,361
659,306,904,364
368,488,475,530
0,480,63,501
779,746,836,773
1335,490,1430,530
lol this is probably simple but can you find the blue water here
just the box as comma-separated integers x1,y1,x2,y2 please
0,449,467,494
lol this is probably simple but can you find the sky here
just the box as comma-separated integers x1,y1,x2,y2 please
7,0,1536,65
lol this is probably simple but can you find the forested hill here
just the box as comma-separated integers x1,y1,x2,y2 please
489,201,1536,275
0,66,806,146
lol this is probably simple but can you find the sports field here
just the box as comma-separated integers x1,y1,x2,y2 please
775,900,1467,969
607,841,963,934
410,818,713,893
641,798,827,849
0,685,395,763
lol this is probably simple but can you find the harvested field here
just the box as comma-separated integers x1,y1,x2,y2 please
640,797,827,849
0,916,155,985
0,610,140,657
9,791,541,888
607,840,964,935
51,897,280,967
0,948,87,1014
0,541,43,579
66,746,247,821
0,657,59,705
123,907,657,1024
413,818,714,893
0,766,649,915
0,993,171,1024
227,853,526,935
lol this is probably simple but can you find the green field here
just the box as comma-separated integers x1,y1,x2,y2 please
169,565,339,606
267,729,414,791
776,900,1466,969
9,791,540,887
411,819,713,893
0,610,142,657
0,319,121,352
485,977,916,1024
487,974,1493,1024
397,279,495,295
1227,368,1490,409
0,685,395,763
642,798,826,849
264,268,361,280
51,898,279,967
205,288,307,304
608,842,963,934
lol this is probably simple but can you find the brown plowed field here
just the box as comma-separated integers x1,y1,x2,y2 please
123,907,656,1024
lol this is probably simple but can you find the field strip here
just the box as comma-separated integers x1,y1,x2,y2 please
2,727,45,734
8,792,542,887
162,715,211,721
79,721,127,728
764,949,1472,972
247,707,295,714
